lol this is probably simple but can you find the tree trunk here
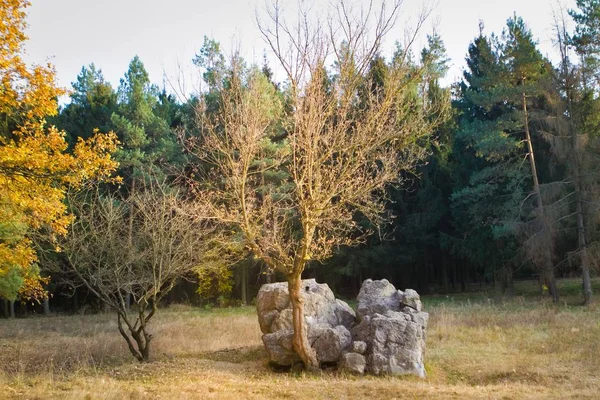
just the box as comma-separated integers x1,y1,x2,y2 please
543,269,559,303
9,300,15,318
576,189,593,305
465,262,471,291
241,263,248,305
581,248,593,306
442,256,449,294
523,93,559,303
505,265,514,297
574,136,592,305
288,273,319,370
72,288,79,312
559,33,592,305
117,312,152,362
452,259,457,291
133,329,151,362
44,298,50,316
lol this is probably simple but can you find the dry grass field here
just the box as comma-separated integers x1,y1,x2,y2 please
1,279,599,399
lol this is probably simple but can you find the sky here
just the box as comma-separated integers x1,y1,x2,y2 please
23,0,577,98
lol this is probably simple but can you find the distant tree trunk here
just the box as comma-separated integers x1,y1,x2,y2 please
571,131,593,305
442,259,449,294
241,263,248,305
497,264,514,298
575,189,593,305
422,253,428,294
523,92,559,303
44,298,50,316
9,300,15,318
558,17,593,305
72,288,79,313
460,261,466,292
465,263,471,291
2,299,8,318
449,260,455,291
542,270,559,303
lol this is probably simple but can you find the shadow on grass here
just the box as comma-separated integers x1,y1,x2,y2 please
198,345,266,364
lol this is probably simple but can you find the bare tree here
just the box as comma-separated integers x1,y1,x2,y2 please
44,182,218,362
189,0,445,369
544,7,600,305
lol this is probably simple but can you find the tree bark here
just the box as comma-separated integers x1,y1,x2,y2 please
43,298,50,316
9,300,15,318
117,311,152,362
575,183,593,305
523,92,559,303
562,52,593,305
497,263,514,298
288,273,319,370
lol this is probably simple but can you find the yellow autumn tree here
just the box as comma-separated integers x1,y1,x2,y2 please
0,0,119,302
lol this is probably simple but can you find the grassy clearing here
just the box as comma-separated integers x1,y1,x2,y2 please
1,279,599,399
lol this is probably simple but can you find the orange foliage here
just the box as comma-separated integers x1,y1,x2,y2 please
0,0,120,300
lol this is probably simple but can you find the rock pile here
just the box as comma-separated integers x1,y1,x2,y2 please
256,278,428,377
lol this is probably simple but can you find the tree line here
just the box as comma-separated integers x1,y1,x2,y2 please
2,0,600,332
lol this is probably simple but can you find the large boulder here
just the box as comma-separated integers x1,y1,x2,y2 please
356,279,401,317
256,278,428,378
256,279,356,366
354,279,429,377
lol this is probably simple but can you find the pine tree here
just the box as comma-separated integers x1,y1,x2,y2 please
53,64,117,143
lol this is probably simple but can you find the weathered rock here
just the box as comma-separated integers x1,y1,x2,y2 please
340,352,366,374
270,308,293,332
352,340,367,355
356,279,401,318
352,307,428,377
366,315,425,377
335,299,357,328
256,283,290,334
406,307,429,329
258,310,280,334
257,279,356,334
261,329,300,366
310,325,352,363
400,289,423,312
256,279,357,366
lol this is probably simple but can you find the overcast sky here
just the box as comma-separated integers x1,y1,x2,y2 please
23,0,576,96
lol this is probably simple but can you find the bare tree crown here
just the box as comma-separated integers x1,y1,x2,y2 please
191,0,447,277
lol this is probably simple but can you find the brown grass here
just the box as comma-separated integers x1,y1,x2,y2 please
1,282,600,399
